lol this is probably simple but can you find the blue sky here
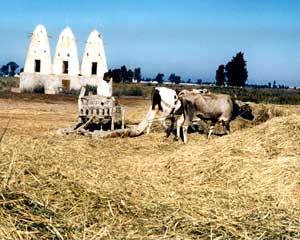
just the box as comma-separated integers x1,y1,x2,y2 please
0,0,300,86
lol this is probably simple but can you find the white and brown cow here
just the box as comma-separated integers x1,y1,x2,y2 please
176,90,254,143
145,87,181,135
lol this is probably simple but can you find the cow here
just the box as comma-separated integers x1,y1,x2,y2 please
145,87,181,135
176,90,254,143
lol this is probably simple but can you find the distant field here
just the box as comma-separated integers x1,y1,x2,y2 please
0,93,300,239
1,77,300,104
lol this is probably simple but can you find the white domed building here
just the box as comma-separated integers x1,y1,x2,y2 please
81,30,107,78
52,27,80,77
20,24,110,95
20,25,52,91
81,30,111,96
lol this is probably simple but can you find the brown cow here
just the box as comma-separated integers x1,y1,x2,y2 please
176,90,254,143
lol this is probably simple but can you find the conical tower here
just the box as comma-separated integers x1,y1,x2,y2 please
24,24,51,74
81,30,108,78
52,27,80,76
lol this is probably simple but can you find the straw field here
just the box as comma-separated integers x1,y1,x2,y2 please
0,93,300,239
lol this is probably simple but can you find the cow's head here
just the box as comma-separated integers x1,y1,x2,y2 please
177,89,190,100
239,104,254,120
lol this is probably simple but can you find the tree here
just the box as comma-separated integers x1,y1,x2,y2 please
196,79,202,85
0,64,9,76
134,68,142,82
7,62,19,76
187,78,191,84
109,65,140,83
120,65,128,82
168,73,176,83
225,52,248,87
110,68,122,83
174,75,181,84
125,69,134,83
155,73,164,84
215,64,225,86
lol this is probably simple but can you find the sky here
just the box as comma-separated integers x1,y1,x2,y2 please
0,0,300,86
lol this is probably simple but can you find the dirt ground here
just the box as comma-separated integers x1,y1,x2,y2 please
0,93,300,239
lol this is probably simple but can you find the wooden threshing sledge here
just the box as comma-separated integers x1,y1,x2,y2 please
60,86,144,138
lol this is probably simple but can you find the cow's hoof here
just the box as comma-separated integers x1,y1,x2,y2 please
173,137,179,141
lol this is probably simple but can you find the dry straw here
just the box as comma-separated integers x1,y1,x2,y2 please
0,96,300,239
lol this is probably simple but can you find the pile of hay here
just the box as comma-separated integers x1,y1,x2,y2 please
0,97,300,239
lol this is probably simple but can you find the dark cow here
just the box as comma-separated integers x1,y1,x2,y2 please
176,90,254,143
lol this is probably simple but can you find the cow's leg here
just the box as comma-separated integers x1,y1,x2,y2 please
224,121,230,135
160,117,170,136
182,116,191,144
161,107,174,136
174,114,184,141
207,122,216,139
181,104,194,143
220,120,230,135
166,115,175,137
160,115,168,131
183,125,188,144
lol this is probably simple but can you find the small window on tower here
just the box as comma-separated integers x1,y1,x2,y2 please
63,61,69,74
91,62,97,75
34,60,41,73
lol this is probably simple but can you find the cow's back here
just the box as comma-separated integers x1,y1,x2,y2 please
155,87,178,107
183,93,234,121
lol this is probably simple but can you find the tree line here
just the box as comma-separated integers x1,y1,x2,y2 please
111,52,249,86
108,65,183,84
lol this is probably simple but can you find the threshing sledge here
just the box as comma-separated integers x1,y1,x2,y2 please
60,86,144,138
